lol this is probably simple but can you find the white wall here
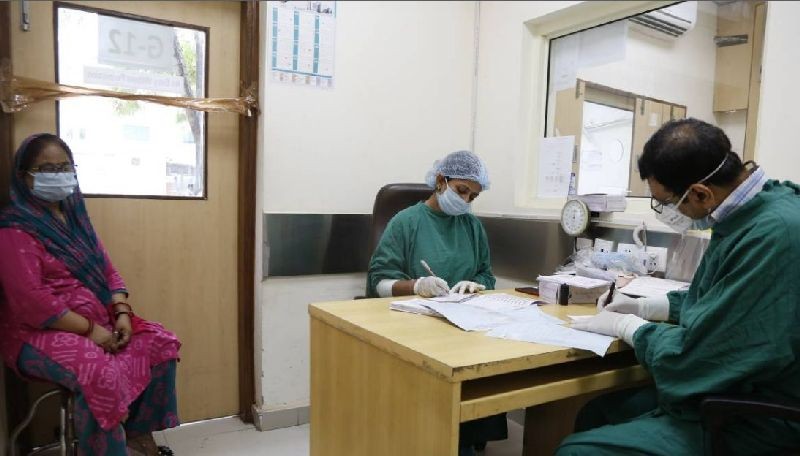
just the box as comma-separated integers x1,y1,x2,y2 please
262,1,477,214
261,274,366,411
755,1,800,181
259,1,478,414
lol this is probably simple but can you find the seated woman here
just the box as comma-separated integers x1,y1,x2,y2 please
366,150,503,456
0,134,181,456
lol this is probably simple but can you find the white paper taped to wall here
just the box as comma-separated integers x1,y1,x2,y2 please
538,136,575,198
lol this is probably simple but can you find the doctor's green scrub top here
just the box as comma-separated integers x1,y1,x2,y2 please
366,202,496,298
559,180,800,455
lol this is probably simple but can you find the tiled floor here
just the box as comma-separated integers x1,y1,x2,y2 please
156,416,524,455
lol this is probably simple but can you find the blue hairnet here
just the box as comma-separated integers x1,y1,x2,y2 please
424,150,490,190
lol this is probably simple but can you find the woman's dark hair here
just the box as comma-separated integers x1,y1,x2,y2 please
638,118,744,196
17,134,74,173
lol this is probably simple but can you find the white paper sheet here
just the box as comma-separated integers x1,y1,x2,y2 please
428,293,477,303
550,33,579,92
487,320,615,357
389,298,441,317
424,296,562,332
538,136,575,198
618,277,690,297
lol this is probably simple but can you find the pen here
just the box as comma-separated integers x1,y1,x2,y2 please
603,281,616,308
420,260,437,277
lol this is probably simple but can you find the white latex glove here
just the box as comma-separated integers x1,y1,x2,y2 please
450,281,486,294
570,311,648,346
414,276,450,298
596,291,669,321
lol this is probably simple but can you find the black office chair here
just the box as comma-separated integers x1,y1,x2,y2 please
367,183,432,258
356,183,432,299
700,395,800,455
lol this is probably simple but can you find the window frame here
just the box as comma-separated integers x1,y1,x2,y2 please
53,1,211,200
541,1,689,200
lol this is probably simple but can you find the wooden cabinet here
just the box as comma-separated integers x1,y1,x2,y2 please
743,2,766,161
629,99,686,197
713,1,756,112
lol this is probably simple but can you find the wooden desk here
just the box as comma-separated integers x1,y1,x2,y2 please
309,291,649,456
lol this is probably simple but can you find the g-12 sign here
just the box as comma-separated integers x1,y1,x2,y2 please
98,15,177,72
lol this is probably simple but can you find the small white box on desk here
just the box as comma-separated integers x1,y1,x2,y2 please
537,274,611,304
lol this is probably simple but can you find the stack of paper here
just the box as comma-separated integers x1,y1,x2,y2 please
537,275,610,304
618,276,690,297
389,298,442,317
390,293,616,356
571,194,627,212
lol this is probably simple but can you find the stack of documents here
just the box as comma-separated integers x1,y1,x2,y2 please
389,293,475,317
390,293,616,356
571,194,627,212
618,276,690,297
537,275,610,304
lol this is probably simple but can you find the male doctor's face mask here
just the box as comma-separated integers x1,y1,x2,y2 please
653,155,727,233
436,180,471,216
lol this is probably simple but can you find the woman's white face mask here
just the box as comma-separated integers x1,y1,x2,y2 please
436,180,471,216
28,172,78,202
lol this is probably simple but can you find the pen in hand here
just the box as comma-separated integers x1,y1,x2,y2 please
603,281,616,308
420,260,437,277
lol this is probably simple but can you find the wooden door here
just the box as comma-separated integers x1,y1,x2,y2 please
7,1,250,422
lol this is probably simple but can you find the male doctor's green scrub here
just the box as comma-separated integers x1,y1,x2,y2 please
367,150,502,456
560,118,800,455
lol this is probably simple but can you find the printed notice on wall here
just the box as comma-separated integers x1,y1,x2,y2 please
271,1,336,89
538,136,575,198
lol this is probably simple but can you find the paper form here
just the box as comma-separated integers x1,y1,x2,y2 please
389,298,440,317
428,293,477,303
392,293,613,356
487,320,615,357
618,276,690,297
550,33,579,92
423,295,561,332
538,136,575,198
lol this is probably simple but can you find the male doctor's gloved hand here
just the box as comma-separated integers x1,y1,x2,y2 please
450,281,486,294
596,291,670,322
414,276,450,297
571,311,648,346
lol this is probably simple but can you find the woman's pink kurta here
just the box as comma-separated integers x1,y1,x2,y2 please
0,228,180,430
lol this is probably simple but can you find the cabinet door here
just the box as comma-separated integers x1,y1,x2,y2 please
744,2,767,161
554,80,585,185
713,0,756,112
630,98,665,197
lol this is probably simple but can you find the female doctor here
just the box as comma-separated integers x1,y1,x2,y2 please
366,150,503,456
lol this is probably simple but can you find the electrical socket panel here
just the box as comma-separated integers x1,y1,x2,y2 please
645,246,668,272
594,238,615,253
616,243,643,255
576,237,594,250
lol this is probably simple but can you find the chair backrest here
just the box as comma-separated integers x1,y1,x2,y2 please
367,183,432,260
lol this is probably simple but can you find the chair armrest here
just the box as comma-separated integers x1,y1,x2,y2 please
701,395,800,424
